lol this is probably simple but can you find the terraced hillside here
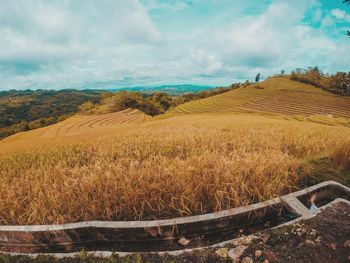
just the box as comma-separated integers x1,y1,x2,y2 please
167,77,350,122
1,108,151,148
39,108,150,138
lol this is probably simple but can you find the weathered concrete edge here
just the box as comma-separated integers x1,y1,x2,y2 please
4,198,349,259
0,180,348,232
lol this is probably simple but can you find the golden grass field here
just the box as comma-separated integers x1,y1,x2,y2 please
0,77,349,225
168,77,350,127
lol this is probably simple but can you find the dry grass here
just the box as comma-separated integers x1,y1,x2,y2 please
0,114,349,225
331,141,350,169
40,108,150,139
167,77,350,127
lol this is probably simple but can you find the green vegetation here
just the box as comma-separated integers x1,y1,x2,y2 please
79,84,242,116
0,90,103,139
344,0,350,36
291,67,350,95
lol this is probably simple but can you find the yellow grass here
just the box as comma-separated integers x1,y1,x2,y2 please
0,114,350,225
166,77,350,127
1,78,350,225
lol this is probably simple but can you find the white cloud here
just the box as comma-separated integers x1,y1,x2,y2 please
0,0,349,90
0,0,166,89
312,8,323,22
0,0,163,64
190,0,350,80
202,1,314,70
330,8,350,22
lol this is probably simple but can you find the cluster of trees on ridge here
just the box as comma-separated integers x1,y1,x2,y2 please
344,0,350,36
290,67,350,96
79,83,242,116
0,83,242,140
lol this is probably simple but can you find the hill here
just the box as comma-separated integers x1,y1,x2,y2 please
39,108,151,139
0,77,349,225
166,77,350,126
0,89,103,139
0,85,238,140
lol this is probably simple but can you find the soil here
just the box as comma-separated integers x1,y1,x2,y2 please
241,201,350,263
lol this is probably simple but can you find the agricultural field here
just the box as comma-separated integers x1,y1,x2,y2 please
0,77,350,225
167,77,350,127
40,108,151,138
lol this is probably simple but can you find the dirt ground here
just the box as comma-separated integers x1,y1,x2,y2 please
0,201,349,263
241,201,350,263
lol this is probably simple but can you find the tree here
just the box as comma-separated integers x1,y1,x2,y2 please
255,73,261,82
345,0,350,36
79,101,94,113
281,70,285,76
151,92,173,112
291,71,298,81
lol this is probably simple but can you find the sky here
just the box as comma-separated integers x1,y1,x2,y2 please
0,0,349,90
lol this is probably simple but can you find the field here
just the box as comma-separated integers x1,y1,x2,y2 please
167,77,350,127
0,77,349,225
40,108,150,138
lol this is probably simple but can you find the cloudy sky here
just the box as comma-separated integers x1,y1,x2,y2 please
0,0,349,90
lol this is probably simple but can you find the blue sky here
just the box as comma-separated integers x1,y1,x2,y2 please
0,0,349,90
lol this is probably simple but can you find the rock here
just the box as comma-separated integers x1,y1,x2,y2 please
309,229,317,236
344,240,350,248
265,251,279,262
296,228,307,237
264,221,270,227
262,232,271,243
255,250,262,258
178,237,190,246
330,243,337,250
242,236,254,245
232,239,240,246
241,257,253,263
315,236,322,243
215,247,228,258
305,240,315,246
228,246,247,261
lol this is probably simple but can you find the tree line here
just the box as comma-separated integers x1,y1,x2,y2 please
291,67,350,95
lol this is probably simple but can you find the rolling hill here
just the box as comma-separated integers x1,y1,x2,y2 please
166,77,350,125
40,108,151,139
169,77,349,115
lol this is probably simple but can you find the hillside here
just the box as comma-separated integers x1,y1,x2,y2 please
0,77,349,225
0,89,103,139
167,77,350,126
40,108,151,139
2,77,350,154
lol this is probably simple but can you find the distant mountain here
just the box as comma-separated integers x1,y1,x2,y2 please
107,84,215,95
